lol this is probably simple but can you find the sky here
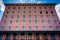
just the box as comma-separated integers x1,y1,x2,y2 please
0,0,60,21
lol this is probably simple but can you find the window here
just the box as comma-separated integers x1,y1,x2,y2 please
18,7,20,9
11,15,13,19
29,11,31,14
17,15,19,19
15,26,18,31
46,15,49,18
58,34,60,40
5,15,8,18
1,26,4,31
35,20,38,24
40,11,42,14
50,6,52,9
35,26,39,31
52,15,55,18
8,7,10,9
28,15,31,19
48,20,50,24
51,11,53,14
42,26,46,31
12,11,14,14
34,11,36,13
6,11,9,14
28,35,32,40
36,35,40,40
3,20,6,25
40,15,43,18
6,35,10,40
16,20,19,24
45,7,46,9
24,7,26,9
22,20,25,24
34,7,36,9
29,7,31,9
29,26,32,31
23,15,25,19
22,26,25,31
18,11,20,14
10,20,12,25
56,26,60,31
39,7,41,9
35,15,37,19
49,26,53,31
23,11,25,14
21,35,25,40
43,35,47,40
13,7,15,9
51,35,55,40
0,35,2,40
46,11,48,14
28,20,31,24
8,26,11,31
42,20,45,24
13,35,17,40
54,20,57,24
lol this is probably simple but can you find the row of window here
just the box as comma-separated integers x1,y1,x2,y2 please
6,10,54,14
7,6,53,10
0,34,60,40
1,26,60,31
5,15,56,19
3,20,58,25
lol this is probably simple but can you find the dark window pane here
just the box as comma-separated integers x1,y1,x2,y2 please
46,11,48,14
13,35,16,40
36,35,40,40
51,35,55,40
21,35,25,40
43,35,47,40
6,35,10,40
28,35,32,40
0,35,2,40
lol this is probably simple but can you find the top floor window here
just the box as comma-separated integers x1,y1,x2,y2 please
13,7,15,9
34,7,36,9
40,11,42,14
8,7,10,9
46,11,48,14
51,11,53,14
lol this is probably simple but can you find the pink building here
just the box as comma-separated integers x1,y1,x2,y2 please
0,3,60,40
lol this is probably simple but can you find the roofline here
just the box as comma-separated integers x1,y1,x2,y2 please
4,3,56,6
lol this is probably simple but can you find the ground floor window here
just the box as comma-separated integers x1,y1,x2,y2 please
36,35,40,40
6,35,10,40
43,34,47,40
13,35,17,40
0,35,2,40
21,35,25,40
28,35,32,40
50,35,55,40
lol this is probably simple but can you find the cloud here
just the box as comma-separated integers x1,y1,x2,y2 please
0,0,5,21
55,4,60,20
0,0,5,12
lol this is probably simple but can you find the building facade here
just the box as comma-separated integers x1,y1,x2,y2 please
0,3,60,40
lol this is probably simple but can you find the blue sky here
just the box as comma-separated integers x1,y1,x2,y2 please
0,0,60,21
3,0,60,4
